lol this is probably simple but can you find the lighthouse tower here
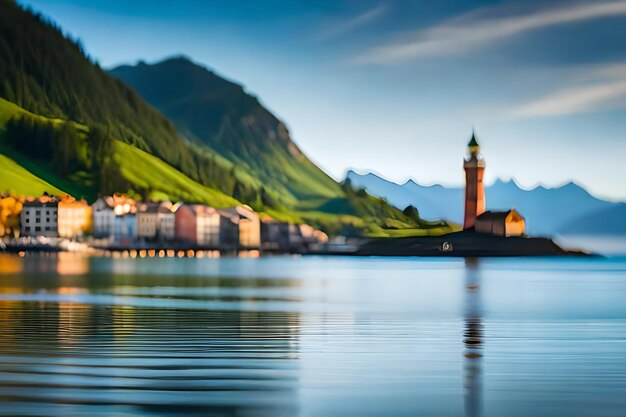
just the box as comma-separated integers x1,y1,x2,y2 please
463,131,486,229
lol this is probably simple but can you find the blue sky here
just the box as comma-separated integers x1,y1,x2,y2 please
19,0,626,201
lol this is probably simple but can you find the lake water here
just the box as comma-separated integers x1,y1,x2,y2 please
0,253,625,417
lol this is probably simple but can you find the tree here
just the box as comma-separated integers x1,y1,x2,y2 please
0,196,23,237
53,122,80,175
87,125,113,171
403,205,421,222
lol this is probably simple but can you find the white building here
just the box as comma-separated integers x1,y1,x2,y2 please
20,197,59,237
136,202,160,241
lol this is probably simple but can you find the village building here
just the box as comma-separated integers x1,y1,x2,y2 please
216,209,240,250
20,195,59,237
58,197,92,239
136,201,179,242
220,205,261,249
261,220,307,252
92,194,137,242
475,210,525,237
92,197,114,239
175,204,238,249
158,202,179,241
136,202,160,241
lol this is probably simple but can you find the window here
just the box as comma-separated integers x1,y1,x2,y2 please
35,226,41,232
25,218,30,224
25,226,31,232
36,218,40,223
36,210,41,216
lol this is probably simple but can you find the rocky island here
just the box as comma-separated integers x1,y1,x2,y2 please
352,134,590,257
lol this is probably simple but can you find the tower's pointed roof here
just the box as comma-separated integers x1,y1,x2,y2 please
468,130,479,148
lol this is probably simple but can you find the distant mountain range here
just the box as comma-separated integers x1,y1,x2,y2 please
347,171,626,236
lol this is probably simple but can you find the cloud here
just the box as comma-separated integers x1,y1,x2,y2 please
314,4,387,41
352,1,626,64
511,63,626,118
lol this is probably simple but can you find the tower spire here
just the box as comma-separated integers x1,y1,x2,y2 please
468,129,479,151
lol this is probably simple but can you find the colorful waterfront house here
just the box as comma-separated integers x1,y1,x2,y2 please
136,201,179,242
0,195,23,238
175,204,238,249
20,194,59,237
261,219,305,251
113,199,137,243
216,208,240,250
158,201,180,242
174,204,198,245
58,197,92,239
475,209,525,237
219,205,261,249
92,196,115,239
136,202,160,241
92,194,137,242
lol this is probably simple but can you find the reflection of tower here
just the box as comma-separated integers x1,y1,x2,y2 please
463,257,483,417
464,132,486,229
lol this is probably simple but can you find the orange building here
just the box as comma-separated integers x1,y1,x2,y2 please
475,210,525,236
220,205,261,249
463,132,486,229
58,197,92,239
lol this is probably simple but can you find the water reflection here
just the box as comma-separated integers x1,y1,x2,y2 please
0,300,302,416
464,258,483,417
0,254,625,416
0,253,22,274
0,252,90,276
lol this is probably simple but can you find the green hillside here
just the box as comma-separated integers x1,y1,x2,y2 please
0,1,456,236
115,141,240,207
0,154,65,196
0,0,263,204
111,57,342,206
0,97,240,207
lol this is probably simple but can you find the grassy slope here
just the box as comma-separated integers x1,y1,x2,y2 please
0,3,261,207
115,141,239,207
0,98,240,207
0,98,90,197
0,154,65,196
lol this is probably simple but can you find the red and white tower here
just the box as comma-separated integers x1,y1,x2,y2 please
463,131,486,229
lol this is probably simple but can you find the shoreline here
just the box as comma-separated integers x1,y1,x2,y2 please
1,231,594,258
349,230,593,257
